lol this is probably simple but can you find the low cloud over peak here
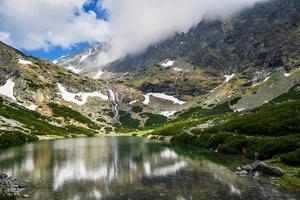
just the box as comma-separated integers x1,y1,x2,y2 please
0,0,267,65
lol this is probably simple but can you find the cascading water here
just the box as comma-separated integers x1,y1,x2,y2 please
108,88,119,122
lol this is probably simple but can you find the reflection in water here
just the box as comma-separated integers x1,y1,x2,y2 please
0,137,298,200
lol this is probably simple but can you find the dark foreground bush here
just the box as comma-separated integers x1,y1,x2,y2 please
0,131,38,147
281,149,300,166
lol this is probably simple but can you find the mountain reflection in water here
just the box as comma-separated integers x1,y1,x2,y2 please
0,137,298,200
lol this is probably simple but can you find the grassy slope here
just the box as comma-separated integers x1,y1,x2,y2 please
149,99,300,189
0,98,98,147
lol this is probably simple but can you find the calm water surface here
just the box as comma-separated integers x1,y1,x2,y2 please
0,137,298,200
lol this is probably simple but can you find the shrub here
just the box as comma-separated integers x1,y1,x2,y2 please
281,149,300,166
119,110,140,129
65,125,96,137
132,106,143,113
0,131,38,147
48,103,99,129
142,113,167,128
153,120,198,136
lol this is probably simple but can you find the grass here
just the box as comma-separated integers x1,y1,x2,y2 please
153,119,199,136
141,113,168,128
176,100,232,121
119,110,140,130
48,103,99,129
132,106,143,113
206,100,300,136
0,131,38,147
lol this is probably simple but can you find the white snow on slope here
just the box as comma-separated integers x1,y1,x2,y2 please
160,111,177,118
80,49,92,63
284,72,292,77
18,58,32,65
161,60,174,67
129,100,137,105
211,74,235,92
52,56,66,64
251,76,270,88
93,70,104,79
0,79,16,101
24,104,38,111
143,93,186,105
66,65,83,74
57,83,108,106
173,67,183,72
224,74,235,83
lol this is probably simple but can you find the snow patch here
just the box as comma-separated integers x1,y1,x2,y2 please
251,76,270,88
161,60,174,67
211,74,235,92
52,56,66,64
18,58,32,65
224,74,235,83
66,65,83,74
160,111,177,118
173,67,183,72
284,72,291,77
234,108,246,113
0,79,16,101
129,100,137,105
143,93,186,105
80,49,92,63
57,83,108,106
24,104,38,111
93,70,104,79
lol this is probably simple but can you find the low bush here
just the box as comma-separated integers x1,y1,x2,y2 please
132,106,143,113
142,113,167,128
119,110,140,130
0,131,38,147
48,103,99,129
281,149,300,166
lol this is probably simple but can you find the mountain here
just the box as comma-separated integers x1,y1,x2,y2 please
53,43,110,75
108,0,299,75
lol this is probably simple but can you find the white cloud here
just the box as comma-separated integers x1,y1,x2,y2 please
0,0,109,50
0,0,266,64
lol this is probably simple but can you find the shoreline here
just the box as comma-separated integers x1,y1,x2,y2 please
4,132,300,193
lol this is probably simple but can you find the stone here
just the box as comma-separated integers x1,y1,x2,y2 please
257,162,284,177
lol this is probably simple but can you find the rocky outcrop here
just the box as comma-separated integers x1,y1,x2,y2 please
236,161,284,177
0,173,29,199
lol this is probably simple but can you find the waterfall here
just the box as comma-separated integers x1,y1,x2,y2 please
108,88,119,122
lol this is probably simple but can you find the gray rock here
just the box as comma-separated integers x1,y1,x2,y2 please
257,162,285,177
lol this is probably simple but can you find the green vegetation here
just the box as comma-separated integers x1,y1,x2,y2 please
281,149,300,166
205,101,300,136
119,110,140,130
153,120,199,136
48,103,99,129
177,100,232,121
272,85,300,103
0,131,38,147
141,113,167,128
132,106,143,113
65,125,96,137
0,102,67,137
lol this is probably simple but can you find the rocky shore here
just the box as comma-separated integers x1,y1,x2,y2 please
0,173,30,199
235,161,284,178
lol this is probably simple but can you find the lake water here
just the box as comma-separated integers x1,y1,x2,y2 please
0,137,298,200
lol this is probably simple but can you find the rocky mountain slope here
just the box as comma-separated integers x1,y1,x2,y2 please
108,0,299,76
54,43,110,75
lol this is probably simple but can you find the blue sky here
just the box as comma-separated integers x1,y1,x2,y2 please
20,0,108,61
